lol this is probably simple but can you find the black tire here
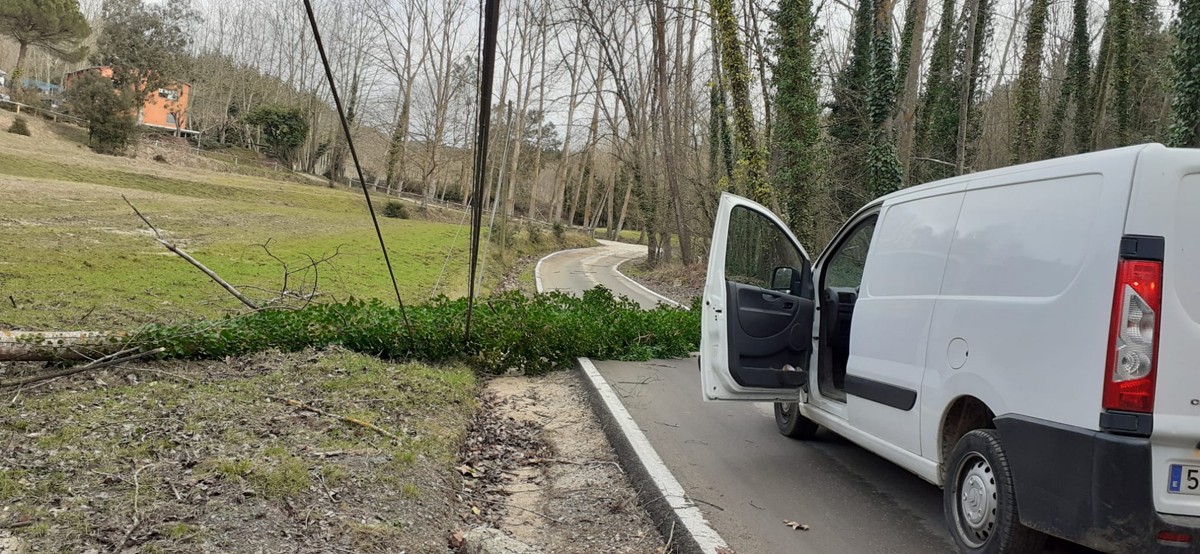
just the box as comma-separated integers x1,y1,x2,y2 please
774,402,819,439
943,429,1046,554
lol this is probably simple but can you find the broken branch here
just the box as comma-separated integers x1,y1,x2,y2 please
124,195,259,310
0,348,166,388
268,396,401,442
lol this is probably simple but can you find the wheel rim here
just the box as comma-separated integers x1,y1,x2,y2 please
776,402,796,425
953,452,998,548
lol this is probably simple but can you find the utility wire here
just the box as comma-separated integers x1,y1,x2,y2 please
301,0,411,330
465,0,503,342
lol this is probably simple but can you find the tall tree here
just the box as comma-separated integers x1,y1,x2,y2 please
712,0,773,207
1168,0,1200,147
0,0,90,81
915,0,959,183
653,0,693,264
868,0,903,196
1010,0,1050,163
1041,0,1091,157
770,0,823,241
827,0,875,212
895,0,928,185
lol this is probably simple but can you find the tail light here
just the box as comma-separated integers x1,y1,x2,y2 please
1102,259,1163,413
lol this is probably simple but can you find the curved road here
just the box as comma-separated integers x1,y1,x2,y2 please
538,241,1095,554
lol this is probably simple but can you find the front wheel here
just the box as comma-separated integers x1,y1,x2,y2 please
774,402,819,439
943,429,1046,554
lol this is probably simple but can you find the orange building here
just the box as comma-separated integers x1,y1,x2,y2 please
65,66,194,135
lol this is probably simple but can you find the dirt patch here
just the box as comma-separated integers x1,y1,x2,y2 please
619,260,703,306
454,372,665,553
0,348,477,553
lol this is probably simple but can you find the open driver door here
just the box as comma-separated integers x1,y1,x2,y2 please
700,193,815,402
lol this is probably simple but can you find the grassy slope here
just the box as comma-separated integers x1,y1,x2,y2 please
0,113,589,329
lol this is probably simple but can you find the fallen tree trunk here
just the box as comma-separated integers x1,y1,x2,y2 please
0,330,126,362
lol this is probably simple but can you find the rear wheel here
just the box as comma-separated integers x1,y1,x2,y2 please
943,429,1045,554
774,402,819,439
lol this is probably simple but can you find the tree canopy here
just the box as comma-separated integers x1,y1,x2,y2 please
0,0,90,79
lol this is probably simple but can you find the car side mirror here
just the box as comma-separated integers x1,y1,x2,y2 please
770,266,795,293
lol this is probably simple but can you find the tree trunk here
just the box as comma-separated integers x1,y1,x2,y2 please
896,0,928,185
654,0,694,265
955,0,981,175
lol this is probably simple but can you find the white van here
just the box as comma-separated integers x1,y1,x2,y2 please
699,144,1200,553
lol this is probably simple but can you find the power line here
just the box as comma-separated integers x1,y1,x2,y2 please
301,0,411,330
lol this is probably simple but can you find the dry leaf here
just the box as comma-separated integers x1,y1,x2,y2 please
448,529,465,549
471,505,481,516
783,519,810,531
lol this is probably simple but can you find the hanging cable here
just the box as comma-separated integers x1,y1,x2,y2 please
465,0,503,343
301,0,411,330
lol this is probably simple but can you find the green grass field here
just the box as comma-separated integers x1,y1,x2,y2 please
0,113,589,330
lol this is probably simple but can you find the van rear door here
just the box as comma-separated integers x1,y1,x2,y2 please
1124,145,1200,519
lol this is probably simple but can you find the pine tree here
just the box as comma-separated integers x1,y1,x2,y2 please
0,0,90,80
770,0,823,241
1168,0,1200,147
1011,0,1050,163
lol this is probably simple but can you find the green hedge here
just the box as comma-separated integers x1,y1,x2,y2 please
137,287,700,374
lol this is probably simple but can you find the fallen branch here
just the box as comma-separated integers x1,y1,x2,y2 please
0,348,165,388
0,330,127,362
268,396,401,442
124,195,259,310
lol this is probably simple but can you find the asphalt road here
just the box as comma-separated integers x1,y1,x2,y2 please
537,241,1098,554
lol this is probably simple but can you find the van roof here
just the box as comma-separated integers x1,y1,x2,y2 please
874,143,1181,206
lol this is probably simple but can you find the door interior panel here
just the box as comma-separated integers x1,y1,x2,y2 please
726,281,814,388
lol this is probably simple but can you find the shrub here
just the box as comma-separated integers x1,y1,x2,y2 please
66,71,138,155
381,200,409,219
526,221,543,245
7,117,30,136
136,288,701,375
552,220,566,243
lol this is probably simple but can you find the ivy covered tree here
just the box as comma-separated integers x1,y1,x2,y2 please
245,106,311,168
1011,0,1050,163
826,0,875,214
867,0,902,197
769,0,823,241
711,0,773,207
1042,0,1092,157
1168,0,1200,147
0,0,90,81
914,0,959,183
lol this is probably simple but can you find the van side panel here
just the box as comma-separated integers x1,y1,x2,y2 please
1124,145,1200,519
920,158,1137,465
850,188,963,456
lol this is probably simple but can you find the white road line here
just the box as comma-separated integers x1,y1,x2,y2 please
613,257,684,308
577,357,730,553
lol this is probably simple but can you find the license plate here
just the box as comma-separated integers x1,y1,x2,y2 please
1169,464,1200,495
